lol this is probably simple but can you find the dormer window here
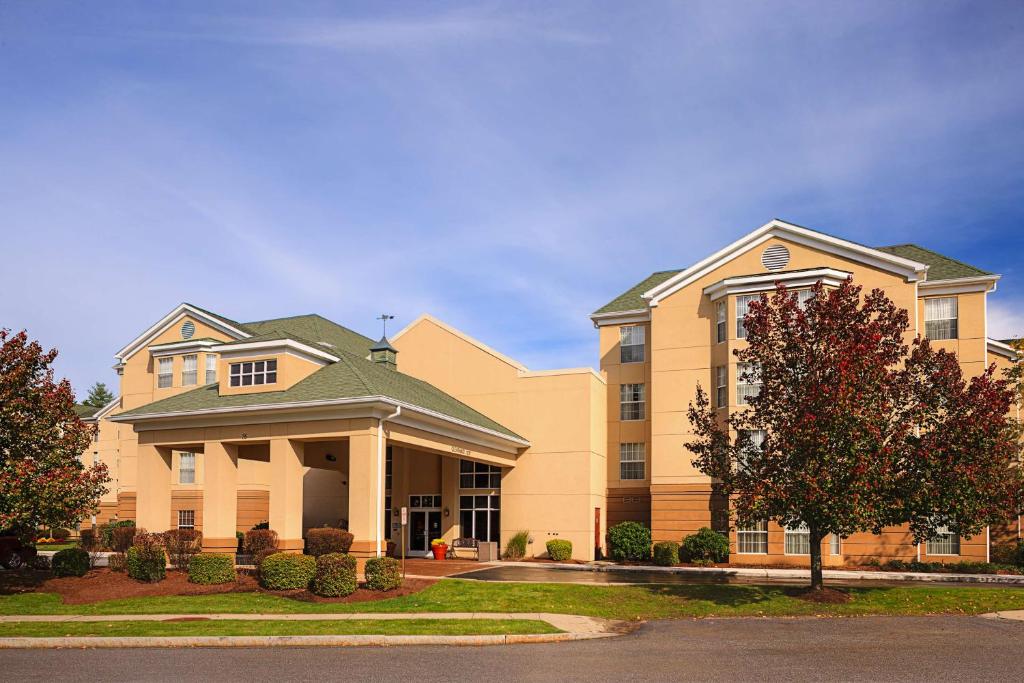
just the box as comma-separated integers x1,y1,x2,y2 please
158,358,173,388
229,359,277,387
182,354,197,386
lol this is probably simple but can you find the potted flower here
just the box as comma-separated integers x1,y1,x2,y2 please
430,538,448,561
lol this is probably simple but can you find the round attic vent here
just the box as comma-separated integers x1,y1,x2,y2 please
761,245,790,271
180,321,196,339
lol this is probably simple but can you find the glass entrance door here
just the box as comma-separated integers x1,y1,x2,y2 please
407,494,442,556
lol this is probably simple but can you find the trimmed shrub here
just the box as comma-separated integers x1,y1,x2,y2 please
188,553,237,584
546,539,573,561
110,525,138,553
244,529,279,556
253,548,278,573
52,548,90,577
127,537,166,583
681,527,730,564
653,541,681,567
260,552,316,591
364,557,402,591
312,553,357,597
79,529,98,551
504,531,529,560
108,552,127,573
608,521,652,562
100,519,135,550
305,528,354,557
52,528,71,541
163,529,202,570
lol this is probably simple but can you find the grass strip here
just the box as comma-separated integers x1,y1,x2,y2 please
0,618,559,638
2,581,1024,620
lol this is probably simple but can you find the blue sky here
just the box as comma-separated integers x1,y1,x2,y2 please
1,1,1022,398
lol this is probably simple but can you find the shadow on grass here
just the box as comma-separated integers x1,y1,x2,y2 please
0,569,50,596
636,582,787,608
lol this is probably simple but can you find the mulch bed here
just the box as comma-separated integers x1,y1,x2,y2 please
0,568,434,605
789,587,853,604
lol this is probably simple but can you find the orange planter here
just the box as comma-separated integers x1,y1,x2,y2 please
431,543,448,560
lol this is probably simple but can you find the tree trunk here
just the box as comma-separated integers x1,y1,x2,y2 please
808,524,824,591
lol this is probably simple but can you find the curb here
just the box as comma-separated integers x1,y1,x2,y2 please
0,632,612,649
493,562,1024,585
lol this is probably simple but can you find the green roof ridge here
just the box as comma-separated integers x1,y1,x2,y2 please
874,244,992,281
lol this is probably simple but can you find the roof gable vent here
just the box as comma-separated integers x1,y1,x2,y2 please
761,245,790,271
181,321,196,339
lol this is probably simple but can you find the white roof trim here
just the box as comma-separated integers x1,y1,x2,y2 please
115,304,251,362
590,309,651,327
918,275,1000,296
391,314,529,372
703,268,853,302
108,395,530,451
211,338,339,363
149,339,223,358
987,339,1019,361
643,220,928,307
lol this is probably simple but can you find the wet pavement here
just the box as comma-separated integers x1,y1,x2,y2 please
449,564,1024,589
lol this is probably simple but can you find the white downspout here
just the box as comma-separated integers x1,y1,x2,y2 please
377,405,401,557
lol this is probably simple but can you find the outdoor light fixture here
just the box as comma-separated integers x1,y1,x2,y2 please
443,507,450,517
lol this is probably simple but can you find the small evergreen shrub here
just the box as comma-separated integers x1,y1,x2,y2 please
681,527,730,564
51,548,90,577
126,540,166,583
653,541,681,566
505,530,529,560
244,529,279,556
100,520,135,551
188,553,237,584
546,539,573,561
364,557,402,591
608,521,652,562
51,528,71,541
108,552,127,573
305,528,354,556
163,529,203,570
260,552,316,591
311,553,357,597
253,548,278,573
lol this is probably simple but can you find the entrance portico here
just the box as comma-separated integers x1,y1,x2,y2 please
123,402,526,560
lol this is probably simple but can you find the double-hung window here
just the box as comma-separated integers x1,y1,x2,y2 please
796,289,815,309
620,326,645,363
205,354,217,384
620,384,645,421
738,429,765,472
460,460,501,489
926,522,960,555
181,354,197,386
715,366,728,408
179,452,195,484
716,301,727,343
737,520,768,554
619,443,645,480
736,363,762,405
924,297,958,340
177,509,195,530
736,294,759,339
157,358,173,388
784,523,810,555
229,359,277,387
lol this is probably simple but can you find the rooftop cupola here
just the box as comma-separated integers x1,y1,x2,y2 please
370,314,398,369
370,337,398,370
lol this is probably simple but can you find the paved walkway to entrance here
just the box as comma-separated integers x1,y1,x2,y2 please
0,611,616,648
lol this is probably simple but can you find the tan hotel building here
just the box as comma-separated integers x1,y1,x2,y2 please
79,219,1020,564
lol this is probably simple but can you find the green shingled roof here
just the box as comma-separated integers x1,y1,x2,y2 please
74,404,101,418
242,314,374,357
874,244,992,282
592,269,682,315
117,349,523,441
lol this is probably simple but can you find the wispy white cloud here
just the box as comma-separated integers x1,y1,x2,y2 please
989,300,1024,341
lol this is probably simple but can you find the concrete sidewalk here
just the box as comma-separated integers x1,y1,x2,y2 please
0,611,618,648
491,561,1024,585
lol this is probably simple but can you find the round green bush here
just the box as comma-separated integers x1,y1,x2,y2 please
305,528,355,557
653,541,681,567
126,544,166,582
51,528,71,541
364,557,402,591
608,521,652,561
680,527,729,563
188,553,237,585
52,548,90,577
546,539,573,561
260,552,316,591
312,553,357,597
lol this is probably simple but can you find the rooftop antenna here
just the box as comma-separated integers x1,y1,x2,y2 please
377,314,395,338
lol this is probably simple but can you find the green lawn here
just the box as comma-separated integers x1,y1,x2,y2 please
3,580,1024,620
0,618,558,638
35,543,79,552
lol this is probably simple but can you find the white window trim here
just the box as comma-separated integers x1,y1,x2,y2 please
181,354,198,387
619,383,646,421
620,325,645,363
229,358,278,387
924,296,959,341
157,358,173,388
784,523,810,555
179,452,196,485
736,520,768,554
619,443,646,481
716,301,727,343
736,362,762,405
205,354,217,384
177,509,195,529
715,366,728,408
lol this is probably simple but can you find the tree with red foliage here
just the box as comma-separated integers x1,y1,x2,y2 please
0,329,109,540
687,279,1023,590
